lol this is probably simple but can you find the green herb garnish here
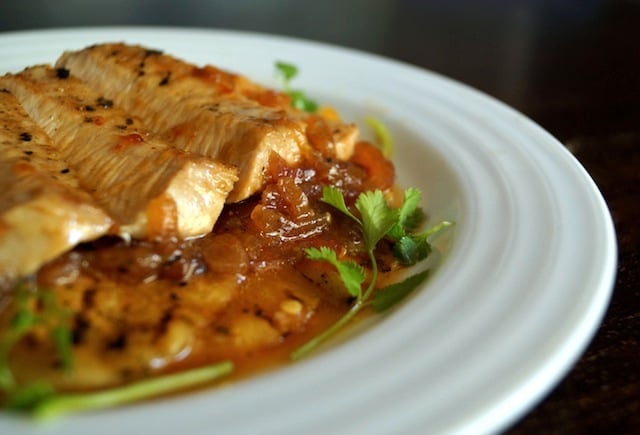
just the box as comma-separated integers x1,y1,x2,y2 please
364,116,395,158
0,283,235,418
274,61,298,82
20,361,233,420
291,186,451,360
275,61,318,113
386,188,452,266
3,381,56,411
372,269,430,312
0,284,73,391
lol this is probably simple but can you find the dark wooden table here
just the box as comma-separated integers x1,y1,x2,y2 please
1,0,638,432
392,2,640,432
388,2,640,433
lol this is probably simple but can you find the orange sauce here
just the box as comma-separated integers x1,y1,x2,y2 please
2,139,400,394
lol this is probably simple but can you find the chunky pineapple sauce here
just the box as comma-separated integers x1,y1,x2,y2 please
2,141,400,391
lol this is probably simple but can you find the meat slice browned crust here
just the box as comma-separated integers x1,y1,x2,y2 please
0,66,238,240
56,43,358,201
0,89,112,286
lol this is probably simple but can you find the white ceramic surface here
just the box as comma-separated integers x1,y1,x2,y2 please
0,28,616,435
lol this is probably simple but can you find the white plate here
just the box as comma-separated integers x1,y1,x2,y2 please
0,27,616,435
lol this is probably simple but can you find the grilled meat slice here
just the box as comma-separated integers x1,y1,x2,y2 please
56,43,358,201
0,89,112,286
0,66,238,240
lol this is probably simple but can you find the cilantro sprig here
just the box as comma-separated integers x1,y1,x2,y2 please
0,284,73,391
0,283,234,418
386,188,452,266
275,61,318,112
12,360,233,419
291,187,451,360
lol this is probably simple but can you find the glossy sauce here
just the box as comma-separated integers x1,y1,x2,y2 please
3,141,400,392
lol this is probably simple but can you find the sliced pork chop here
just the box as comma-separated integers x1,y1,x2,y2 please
0,66,238,240
56,43,358,201
0,89,112,286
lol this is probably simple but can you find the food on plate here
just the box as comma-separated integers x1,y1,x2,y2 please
0,43,449,417
0,66,238,240
56,44,358,201
0,89,112,286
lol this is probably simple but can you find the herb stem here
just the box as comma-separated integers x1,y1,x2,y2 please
32,360,233,420
416,220,453,240
291,251,379,361
0,333,19,389
362,250,380,302
364,116,394,158
290,300,362,361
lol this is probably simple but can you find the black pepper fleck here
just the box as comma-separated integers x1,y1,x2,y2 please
157,309,174,335
84,105,95,112
97,97,113,109
106,332,127,351
23,150,33,155
56,68,70,79
82,288,96,309
159,73,170,86
125,118,133,125
60,168,70,174
72,314,90,345
19,132,32,141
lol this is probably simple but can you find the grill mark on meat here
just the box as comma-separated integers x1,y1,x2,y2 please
56,44,312,202
1,65,239,240
0,89,112,284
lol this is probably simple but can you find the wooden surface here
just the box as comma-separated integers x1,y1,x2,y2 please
392,2,640,432
1,0,638,432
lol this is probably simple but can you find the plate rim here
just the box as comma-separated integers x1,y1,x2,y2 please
0,26,617,435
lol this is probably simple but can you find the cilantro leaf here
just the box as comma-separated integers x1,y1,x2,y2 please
275,61,298,83
387,189,452,265
397,188,424,231
51,325,73,371
0,283,74,392
393,235,431,266
305,247,365,298
355,190,398,250
321,186,360,224
275,61,318,113
288,90,318,113
13,288,41,328
392,220,452,265
387,188,424,240
293,187,451,360
294,188,397,360
372,270,430,312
